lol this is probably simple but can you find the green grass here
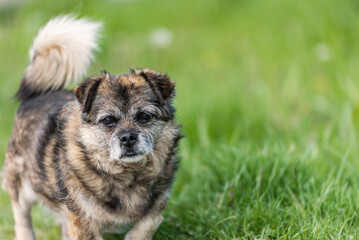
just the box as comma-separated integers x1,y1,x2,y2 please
1,0,359,239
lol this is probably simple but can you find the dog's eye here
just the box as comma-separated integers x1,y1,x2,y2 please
100,116,118,127
136,112,152,123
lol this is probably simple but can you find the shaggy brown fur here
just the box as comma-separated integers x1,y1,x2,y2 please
2,15,181,240
3,68,181,240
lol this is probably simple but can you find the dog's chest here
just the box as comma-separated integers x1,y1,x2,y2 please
75,170,157,221
105,178,153,215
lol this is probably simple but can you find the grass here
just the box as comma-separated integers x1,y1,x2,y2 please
1,0,359,239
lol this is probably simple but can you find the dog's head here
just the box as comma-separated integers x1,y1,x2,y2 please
74,69,176,164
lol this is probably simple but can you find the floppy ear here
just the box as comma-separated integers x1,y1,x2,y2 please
74,72,108,113
137,69,175,101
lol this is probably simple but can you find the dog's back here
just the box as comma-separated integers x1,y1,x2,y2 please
2,16,101,240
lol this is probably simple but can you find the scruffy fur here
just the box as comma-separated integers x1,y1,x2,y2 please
2,16,181,240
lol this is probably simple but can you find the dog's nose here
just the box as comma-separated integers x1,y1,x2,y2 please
119,132,138,148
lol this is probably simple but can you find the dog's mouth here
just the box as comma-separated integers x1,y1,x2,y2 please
122,151,138,157
119,150,145,162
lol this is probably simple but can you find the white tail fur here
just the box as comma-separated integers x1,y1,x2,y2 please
17,15,102,100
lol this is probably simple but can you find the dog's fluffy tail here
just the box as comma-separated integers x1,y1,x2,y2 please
16,15,102,101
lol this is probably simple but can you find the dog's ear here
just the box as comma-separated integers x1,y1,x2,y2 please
74,72,108,113
137,69,175,101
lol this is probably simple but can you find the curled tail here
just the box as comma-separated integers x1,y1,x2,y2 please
16,15,102,101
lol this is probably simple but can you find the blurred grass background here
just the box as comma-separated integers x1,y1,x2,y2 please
1,0,359,239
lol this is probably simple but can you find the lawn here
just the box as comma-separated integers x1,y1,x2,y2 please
1,0,359,239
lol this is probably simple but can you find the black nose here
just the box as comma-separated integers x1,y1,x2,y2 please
119,132,138,148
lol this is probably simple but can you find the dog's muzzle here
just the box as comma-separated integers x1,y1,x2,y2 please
119,132,139,157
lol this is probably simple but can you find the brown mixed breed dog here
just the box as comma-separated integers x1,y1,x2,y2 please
2,16,181,240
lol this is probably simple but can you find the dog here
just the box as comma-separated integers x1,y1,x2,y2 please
2,15,181,240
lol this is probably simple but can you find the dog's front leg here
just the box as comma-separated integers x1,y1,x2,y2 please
124,212,164,240
125,194,168,240
11,201,35,240
66,210,102,240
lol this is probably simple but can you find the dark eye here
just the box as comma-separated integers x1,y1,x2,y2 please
100,116,118,127
136,112,152,123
